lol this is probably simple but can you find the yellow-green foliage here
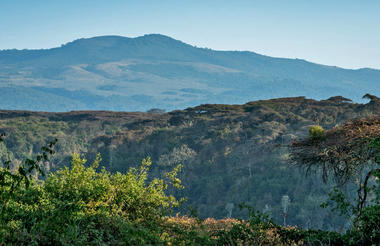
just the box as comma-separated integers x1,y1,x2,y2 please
0,154,182,245
309,125,325,141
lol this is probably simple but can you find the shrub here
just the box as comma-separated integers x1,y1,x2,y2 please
0,153,183,245
348,205,380,245
309,125,325,141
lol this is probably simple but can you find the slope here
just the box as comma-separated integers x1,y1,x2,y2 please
0,34,379,111
0,95,379,229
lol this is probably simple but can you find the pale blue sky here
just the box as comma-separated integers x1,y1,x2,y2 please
1,0,379,69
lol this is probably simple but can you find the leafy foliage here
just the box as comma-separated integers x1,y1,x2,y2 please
309,125,325,141
0,134,379,244
0,144,184,244
1,96,379,229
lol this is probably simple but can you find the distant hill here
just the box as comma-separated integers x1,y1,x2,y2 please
0,34,379,111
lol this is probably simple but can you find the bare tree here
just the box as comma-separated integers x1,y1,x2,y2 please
289,117,380,213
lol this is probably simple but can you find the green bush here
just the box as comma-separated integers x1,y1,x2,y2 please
0,153,182,245
309,125,325,141
347,205,380,245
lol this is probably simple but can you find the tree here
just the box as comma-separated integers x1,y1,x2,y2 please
290,117,380,212
289,117,380,243
0,134,56,209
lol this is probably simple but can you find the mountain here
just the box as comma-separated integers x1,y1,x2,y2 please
1,95,379,228
0,34,379,111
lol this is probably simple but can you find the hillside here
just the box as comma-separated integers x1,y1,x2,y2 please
1,34,380,111
1,95,379,229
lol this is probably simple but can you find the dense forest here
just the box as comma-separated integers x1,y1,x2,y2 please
1,95,380,234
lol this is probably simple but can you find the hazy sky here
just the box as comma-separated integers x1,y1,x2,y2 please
1,0,379,69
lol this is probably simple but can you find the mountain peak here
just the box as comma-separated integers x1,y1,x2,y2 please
137,33,176,40
62,34,186,49
134,34,190,48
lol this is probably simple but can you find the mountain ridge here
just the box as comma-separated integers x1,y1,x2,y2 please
1,34,376,71
0,34,379,112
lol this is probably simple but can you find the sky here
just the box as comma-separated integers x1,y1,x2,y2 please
1,0,379,69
